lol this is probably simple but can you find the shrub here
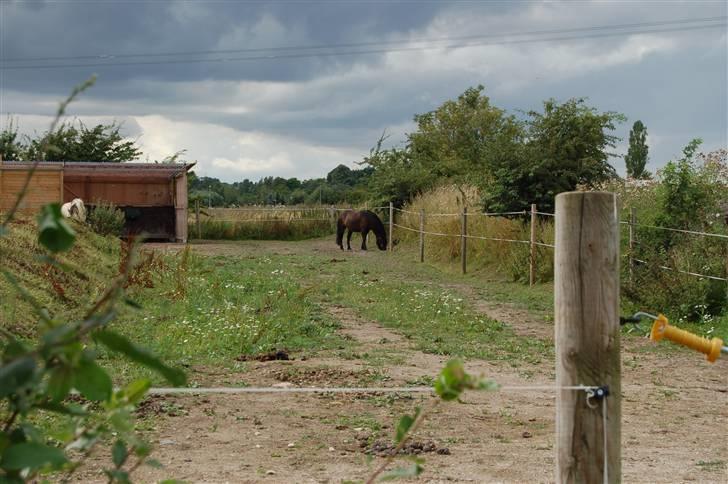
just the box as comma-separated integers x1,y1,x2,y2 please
88,200,126,237
602,146,728,320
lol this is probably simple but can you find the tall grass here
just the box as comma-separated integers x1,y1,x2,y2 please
189,206,335,240
395,186,554,282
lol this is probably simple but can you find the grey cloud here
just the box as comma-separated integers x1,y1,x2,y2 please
1,1,726,182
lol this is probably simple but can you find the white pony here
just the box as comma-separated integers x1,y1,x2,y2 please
61,198,87,222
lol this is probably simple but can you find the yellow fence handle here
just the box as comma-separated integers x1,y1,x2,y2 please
650,314,724,363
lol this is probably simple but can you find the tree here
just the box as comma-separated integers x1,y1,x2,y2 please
24,120,142,162
655,138,710,231
407,85,522,196
483,98,624,212
0,119,24,161
362,140,436,207
625,120,649,178
327,164,354,185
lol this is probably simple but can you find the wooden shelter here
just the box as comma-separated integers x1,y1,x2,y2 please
0,161,195,242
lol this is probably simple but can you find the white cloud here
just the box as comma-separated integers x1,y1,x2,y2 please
132,115,362,181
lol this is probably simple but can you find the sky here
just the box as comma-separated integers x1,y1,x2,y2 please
0,0,726,182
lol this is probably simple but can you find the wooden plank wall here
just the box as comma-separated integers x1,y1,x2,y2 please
0,169,63,212
63,180,173,206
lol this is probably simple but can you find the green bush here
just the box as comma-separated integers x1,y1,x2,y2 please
88,201,126,237
609,144,728,320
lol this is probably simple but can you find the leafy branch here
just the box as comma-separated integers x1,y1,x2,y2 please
366,360,497,482
0,78,185,483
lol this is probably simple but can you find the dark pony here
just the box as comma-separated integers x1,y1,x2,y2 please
336,210,387,251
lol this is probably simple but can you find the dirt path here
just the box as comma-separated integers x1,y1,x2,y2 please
81,239,728,483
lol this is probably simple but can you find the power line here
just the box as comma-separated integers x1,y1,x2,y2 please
0,22,724,71
2,15,725,64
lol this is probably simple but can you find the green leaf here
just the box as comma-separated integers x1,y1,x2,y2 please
145,458,163,469
380,460,424,481
42,323,77,347
2,339,29,360
35,401,87,417
94,331,186,386
0,442,67,471
434,360,498,401
395,407,420,444
104,469,130,484
434,360,466,401
121,378,151,404
0,356,36,398
72,360,112,401
123,298,142,310
47,366,73,402
112,440,127,468
109,409,134,434
37,204,76,253
133,441,151,458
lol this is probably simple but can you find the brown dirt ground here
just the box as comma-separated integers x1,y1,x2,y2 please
77,240,727,483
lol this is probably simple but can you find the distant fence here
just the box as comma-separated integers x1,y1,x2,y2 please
190,201,728,285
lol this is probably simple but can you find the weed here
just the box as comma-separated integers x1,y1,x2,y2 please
696,460,726,472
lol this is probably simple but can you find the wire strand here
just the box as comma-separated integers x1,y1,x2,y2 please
2,23,724,71
146,384,601,395
620,221,728,240
4,16,724,64
633,258,728,281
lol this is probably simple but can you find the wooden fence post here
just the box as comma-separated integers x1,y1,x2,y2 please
530,203,537,286
629,207,636,284
388,202,394,252
461,206,467,274
419,209,425,263
195,199,201,240
555,191,621,484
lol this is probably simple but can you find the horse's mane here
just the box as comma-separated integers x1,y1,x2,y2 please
363,210,386,239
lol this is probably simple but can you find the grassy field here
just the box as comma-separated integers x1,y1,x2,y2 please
2,220,725,386
3,226,726,482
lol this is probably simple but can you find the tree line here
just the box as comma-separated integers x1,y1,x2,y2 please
1,86,653,211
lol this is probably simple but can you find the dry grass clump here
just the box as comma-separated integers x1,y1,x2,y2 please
189,206,335,240
395,185,554,282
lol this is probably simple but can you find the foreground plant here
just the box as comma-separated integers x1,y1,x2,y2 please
0,80,185,482
366,360,497,482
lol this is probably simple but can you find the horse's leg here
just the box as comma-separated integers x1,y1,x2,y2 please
346,229,353,250
361,229,368,250
336,220,345,250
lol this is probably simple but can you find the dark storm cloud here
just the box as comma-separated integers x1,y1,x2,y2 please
0,0,447,88
1,1,726,181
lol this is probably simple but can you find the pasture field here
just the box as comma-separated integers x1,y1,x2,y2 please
1,227,726,482
87,238,726,483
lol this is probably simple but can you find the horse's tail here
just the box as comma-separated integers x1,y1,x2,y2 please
336,217,345,245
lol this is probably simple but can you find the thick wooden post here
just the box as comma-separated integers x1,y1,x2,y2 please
195,199,201,240
419,209,425,263
628,207,636,284
555,192,621,484
173,173,188,243
530,203,537,286
461,207,467,274
388,202,394,252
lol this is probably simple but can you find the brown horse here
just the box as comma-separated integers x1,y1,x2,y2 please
336,210,387,251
